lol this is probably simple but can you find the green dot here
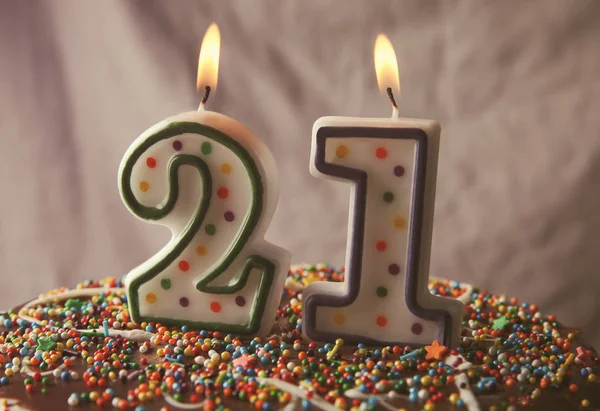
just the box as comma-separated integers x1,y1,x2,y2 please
205,224,216,236
383,191,394,203
201,142,212,155
376,286,388,298
160,278,171,290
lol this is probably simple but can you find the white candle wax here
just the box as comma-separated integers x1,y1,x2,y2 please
119,110,290,337
302,116,463,347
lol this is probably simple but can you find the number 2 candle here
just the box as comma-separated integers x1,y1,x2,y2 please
119,24,290,336
302,34,464,347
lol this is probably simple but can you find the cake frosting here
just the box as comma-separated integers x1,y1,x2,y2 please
0,264,597,410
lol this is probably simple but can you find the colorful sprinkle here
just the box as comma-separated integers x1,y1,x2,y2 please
388,263,401,275
221,163,232,174
235,296,246,307
376,241,387,252
160,278,171,290
172,140,183,151
224,211,235,222
201,141,212,155
394,165,405,176
335,145,349,158
210,302,221,313
375,147,388,159
146,157,157,168
393,216,406,229
383,191,394,203
411,322,423,335
139,181,150,192
376,286,388,298
179,297,189,307
217,187,229,199
178,261,190,272
145,293,157,304
205,224,216,236
376,316,387,327
196,245,207,256
333,312,346,325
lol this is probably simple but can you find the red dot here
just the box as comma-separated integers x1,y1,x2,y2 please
376,316,387,327
217,187,229,199
146,157,157,168
178,261,190,272
376,147,388,159
376,241,387,252
210,301,221,313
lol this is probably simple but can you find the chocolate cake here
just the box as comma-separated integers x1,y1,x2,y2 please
0,264,598,410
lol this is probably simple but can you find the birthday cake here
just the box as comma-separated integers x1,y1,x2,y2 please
0,264,598,411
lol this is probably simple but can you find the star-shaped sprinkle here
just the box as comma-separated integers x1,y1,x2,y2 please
425,340,448,361
576,346,594,367
232,354,252,368
36,337,57,352
492,315,510,331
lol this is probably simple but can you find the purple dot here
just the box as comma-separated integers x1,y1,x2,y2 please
235,296,246,307
411,322,423,335
388,263,401,275
179,297,189,307
173,140,183,151
394,166,405,177
224,211,235,222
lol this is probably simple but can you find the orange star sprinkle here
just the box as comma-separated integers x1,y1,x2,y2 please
425,340,448,361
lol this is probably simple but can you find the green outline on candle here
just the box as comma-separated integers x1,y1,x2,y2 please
120,122,274,334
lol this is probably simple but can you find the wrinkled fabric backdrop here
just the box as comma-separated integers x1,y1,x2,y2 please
1,0,599,347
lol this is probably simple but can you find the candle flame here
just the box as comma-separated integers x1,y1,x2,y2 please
374,34,400,94
197,23,220,92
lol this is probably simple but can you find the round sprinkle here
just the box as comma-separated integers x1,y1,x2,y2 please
411,323,423,335
178,261,190,272
376,241,387,252
375,147,388,159
139,181,150,192
196,245,207,256
160,279,171,290
388,263,401,275
235,296,246,307
217,187,229,199
394,165,405,177
376,287,388,298
336,145,349,158
205,224,216,236
179,297,189,307
145,293,157,304
172,140,183,151
146,157,157,168
333,312,346,325
201,142,212,155
221,163,232,175
224,211,235,222
210,302,221,313
394,216,406,229
376,316,388,327
383,191,394,203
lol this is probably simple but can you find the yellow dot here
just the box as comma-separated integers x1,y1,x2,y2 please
139,181,150,192
221,163,232,175
333,312,346,325
335,145,349,158
145,293,157,304
393,215,406,229
196,245,207,256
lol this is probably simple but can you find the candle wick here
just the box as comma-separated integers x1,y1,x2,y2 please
386,87,399,119
198,85,212,111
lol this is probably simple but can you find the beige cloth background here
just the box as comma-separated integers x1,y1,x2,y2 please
1,1,599,347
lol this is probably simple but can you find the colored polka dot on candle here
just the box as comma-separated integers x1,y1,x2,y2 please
376,241,387,252
376,316,387,327
411,322,423,335
333,312,346,325
388,263,401,275
178,261,190,272
179,297,189,307
394,216,406,229
394,165,405,177
210,301,221,313
145,293,157,304
375,147,388,159
336,145,349,158
224,211,235,222
146,157,157,168
139,181,150,192
217,187,229,199
172,140,183,151
235,296,246,307
205,224,216,236
201,142,212,155
196,245,207,256
376,286,388,298
221,163,232,175
160,278,171,290
383,191,394,203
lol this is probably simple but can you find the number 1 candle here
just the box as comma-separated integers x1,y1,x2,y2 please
119,24,290,336
302,34,463,347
